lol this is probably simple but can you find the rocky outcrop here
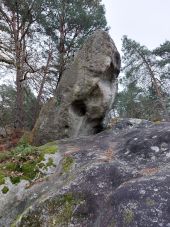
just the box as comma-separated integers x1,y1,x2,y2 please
103,114,153,131
1,121,170,226
32,30,121,145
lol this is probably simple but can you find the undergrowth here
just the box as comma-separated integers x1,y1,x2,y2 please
0,139,58,190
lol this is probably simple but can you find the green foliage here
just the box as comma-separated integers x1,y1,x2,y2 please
122,36,154,85
2,186,9,194
0,84,37,129
62,156,74,173
10,176,21,184
0,152,11,163
45,0,107,42
46,157,55,168
119,36,170,121
0,172,5,185
115,82,145,119
0,141,58,186
39,145,57,154
0,0,45,129
115,82,163,120
52,193,81,225
0,84,16,128
41,0,108,86
38,142,58,155
153,41,170,67
21,161,38,180
0,0,108,129
18,133,31,146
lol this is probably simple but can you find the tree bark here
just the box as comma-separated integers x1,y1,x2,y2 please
15,40,24,129
12,9,25,129
34,46,53,121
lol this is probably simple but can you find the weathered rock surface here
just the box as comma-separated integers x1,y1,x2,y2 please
1,121,170,226
103,115,153,131
32,30,120,145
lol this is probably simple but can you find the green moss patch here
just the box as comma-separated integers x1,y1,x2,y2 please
12,193,85,226
39,142,58,155
0,172,5,185
123,209,134,225
53,193,79,225
0,141,58,187
46,158,56,168
2,186,9,194
62,156,74,173
10,176,21,184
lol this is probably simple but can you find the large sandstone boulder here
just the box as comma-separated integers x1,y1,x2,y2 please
1,121,170,226
32,30,121,145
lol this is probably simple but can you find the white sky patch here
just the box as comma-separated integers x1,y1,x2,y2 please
102,0,170,53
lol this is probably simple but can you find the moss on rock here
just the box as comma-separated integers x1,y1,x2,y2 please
62,156,74,173
13,193,82,226
38,142,58,155
46,157,56,168
123,209,134,225
0,141,58,188
2,186,9,194
10,176,21,185
0,172,5,185
52,193,78,225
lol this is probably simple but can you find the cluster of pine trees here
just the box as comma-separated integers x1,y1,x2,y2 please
0,0,169,132
0,0,107,130
114,37,170,121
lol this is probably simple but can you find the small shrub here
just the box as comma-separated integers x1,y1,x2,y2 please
2,186,9,194
0,141,58,185
10,176,21,185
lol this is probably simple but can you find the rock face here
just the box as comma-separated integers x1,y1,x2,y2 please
103,115,153,131
32,30,121,145
1,121,170,226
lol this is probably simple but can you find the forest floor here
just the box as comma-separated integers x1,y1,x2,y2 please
0,129,23,152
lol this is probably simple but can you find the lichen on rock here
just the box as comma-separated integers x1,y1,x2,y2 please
1,122,170,226
0,141,59,190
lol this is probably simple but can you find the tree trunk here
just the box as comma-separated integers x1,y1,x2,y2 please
55,12,66,90
34,48,53,122
145,60,169,121
15,42,24,129
13,11,26,130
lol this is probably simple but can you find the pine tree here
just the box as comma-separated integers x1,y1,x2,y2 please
153,41,170,67
0,0,45,129
0,0,108,129
121,36,169,121
41,0,108,89
0,84,37,129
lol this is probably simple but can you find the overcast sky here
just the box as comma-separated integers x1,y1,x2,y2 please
102,0,170,53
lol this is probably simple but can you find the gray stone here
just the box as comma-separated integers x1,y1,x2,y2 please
1,122,170,226
0,127,7,137
32,30,120,145
103,115,153,132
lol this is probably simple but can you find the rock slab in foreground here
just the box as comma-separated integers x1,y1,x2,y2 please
1,121,170,226
32,30,120,145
